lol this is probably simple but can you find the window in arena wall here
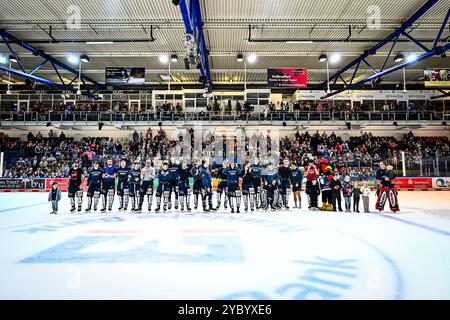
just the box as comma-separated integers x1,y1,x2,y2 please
1,100,16,112
375,100,386,110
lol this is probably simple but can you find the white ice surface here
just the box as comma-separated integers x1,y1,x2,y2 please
0,191,449,300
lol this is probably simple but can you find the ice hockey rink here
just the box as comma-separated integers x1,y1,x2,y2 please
0,191,449,300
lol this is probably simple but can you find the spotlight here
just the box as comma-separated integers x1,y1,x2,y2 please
282,122,287,127
443,121,447,126
346,122,351,130
170,54,178,63
319,54,328,62
80,54,90,63
406,54,418,63
67,55,80,64
329,53,341,64
98,122,104,130
237,54,244,62
172,0,180,5
8,55,18,63
393,121,398,127
158,122,163,127
159,55,169,64
46,122,52,127
247,54,257,63
394,54,404,63
441,52,447,59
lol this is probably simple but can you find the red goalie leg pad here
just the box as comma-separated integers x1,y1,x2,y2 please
375,188,388,211
388,188,400,212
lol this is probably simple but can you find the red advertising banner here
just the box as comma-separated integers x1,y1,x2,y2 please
45,178,87,191
268,68,307,88
393,177,432,189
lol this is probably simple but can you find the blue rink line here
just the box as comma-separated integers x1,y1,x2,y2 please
378,214,450,237
0,202,48,213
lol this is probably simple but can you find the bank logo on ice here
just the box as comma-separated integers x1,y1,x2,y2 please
19,231,245,263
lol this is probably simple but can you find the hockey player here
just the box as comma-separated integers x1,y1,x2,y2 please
199,160,215,212
224,162,242,213
262,161,279,211
304,159,319,209
241,162,255,212
129,161,141,212
215,160,229,210
85,161,102,213
250,159,264,208
101,159,117,213
290,162,303,209
191,160,203,210
178,160,192,211
139,160,156,212
117,159,130,212
278,159,293,209
68,162,84,213
375,162,399,212
155,162,171,212
168,160,180,209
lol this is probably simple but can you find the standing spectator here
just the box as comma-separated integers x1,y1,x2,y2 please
330,174,343,212
48,182,62,214
342,175,353,212
133,130,139,143
361,180,371,213
27,131,35,142
304,159,319,208
352,181,361,213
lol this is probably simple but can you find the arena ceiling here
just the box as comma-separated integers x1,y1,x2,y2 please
0,0,449,88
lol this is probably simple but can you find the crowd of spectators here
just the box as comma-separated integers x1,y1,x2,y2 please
1,127,448,179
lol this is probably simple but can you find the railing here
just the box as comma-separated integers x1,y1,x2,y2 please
0,110,446,125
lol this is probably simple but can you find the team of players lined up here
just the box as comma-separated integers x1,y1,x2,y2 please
63,158,309,214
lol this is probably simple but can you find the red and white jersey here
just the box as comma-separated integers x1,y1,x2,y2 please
305,165,319,181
